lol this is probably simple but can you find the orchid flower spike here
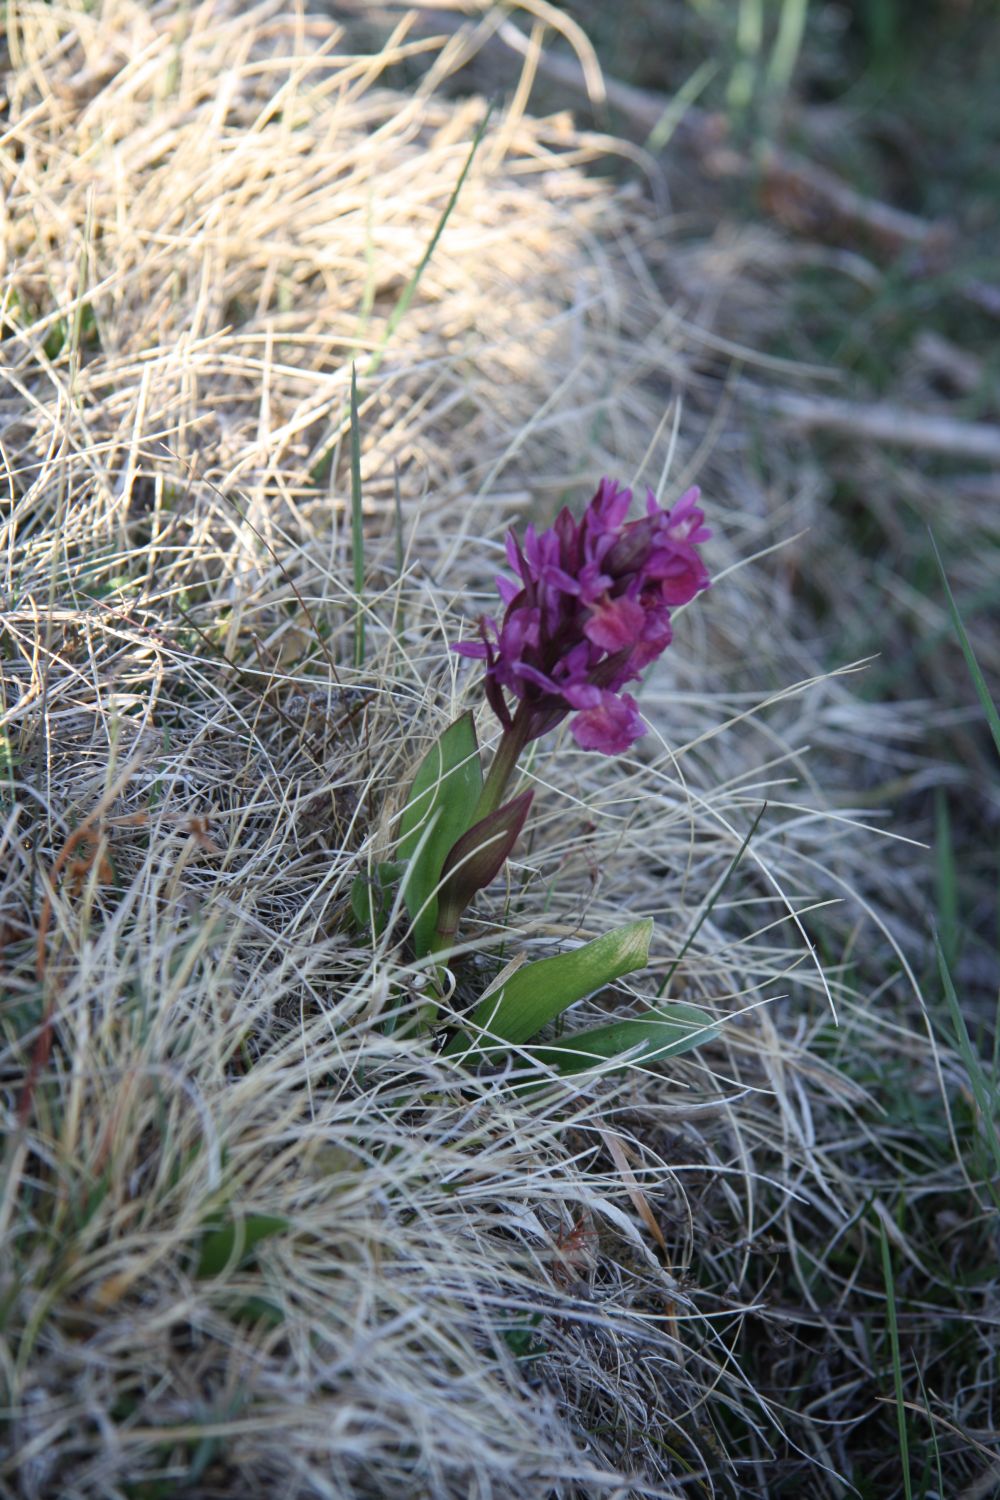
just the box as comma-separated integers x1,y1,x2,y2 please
453,479,711,755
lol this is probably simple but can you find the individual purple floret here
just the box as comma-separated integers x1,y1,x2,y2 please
454,479,710,759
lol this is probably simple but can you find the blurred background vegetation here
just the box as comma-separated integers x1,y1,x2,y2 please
392,0,1000,1001
543,0,1000,969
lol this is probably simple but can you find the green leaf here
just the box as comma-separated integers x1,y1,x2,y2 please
528,1002,719,1076
448,918,653,1054
350,860,404,938
309,110,493,483
500,1311,545,1361
398,713,483,956
196,1214,288,1278
878,1221,914,1500
936,935,1000,1197
934,790,960,971
231,1295,285,1329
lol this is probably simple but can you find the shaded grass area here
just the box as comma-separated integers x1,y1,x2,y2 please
534,3,1000,1494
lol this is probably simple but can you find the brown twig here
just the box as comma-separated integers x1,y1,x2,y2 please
914,331,989,398
739,386,1000,462
753,145,953,266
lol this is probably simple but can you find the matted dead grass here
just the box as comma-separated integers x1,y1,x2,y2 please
1,4,996,1498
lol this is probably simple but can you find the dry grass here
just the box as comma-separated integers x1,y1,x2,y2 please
1,4,997,1498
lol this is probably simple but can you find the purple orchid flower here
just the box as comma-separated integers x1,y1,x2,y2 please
454,479,710,761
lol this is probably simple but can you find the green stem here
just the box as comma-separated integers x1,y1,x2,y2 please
428,706,533,969
474,707,531,821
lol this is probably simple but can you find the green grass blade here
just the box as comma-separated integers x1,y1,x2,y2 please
915,1365,945,1500
728,0,764,114
935,934,1000,1197
767,0,810,98
934,789,960,970
878,1220,913,1500
644,59,718,154
930,527,1000,760
310,111,492,486
350,363,365,669
658,804,766,997
365,106,492,380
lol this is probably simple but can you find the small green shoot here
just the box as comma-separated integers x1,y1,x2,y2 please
311,109,493,485
766,0,810,100
350,860,405,941
936,936,1000,1206
932,529,1000,1204
934,789,960,971
365,106,492,381
915,1365,946,1500
644,59,718,154
500,1311,545,1362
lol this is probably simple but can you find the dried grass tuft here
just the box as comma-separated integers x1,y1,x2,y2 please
1,4,994,1498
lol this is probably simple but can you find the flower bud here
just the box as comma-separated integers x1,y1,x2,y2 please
434,791,533,941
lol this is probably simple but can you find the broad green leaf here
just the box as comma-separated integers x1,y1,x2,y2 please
196,1214,288,1279
528,1002,719,1076
398,713,483,956
448,918,653,1055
